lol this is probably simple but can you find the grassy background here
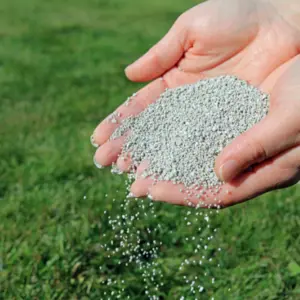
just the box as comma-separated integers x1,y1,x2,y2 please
0,0,299,299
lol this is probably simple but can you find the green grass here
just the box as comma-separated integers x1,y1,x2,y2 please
0,0,299,299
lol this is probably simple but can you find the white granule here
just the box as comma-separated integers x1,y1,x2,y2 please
111,75,269,188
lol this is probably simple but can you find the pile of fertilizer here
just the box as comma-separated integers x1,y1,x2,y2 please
111,75,269,188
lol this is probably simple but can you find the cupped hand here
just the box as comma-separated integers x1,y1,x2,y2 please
92,0,300,207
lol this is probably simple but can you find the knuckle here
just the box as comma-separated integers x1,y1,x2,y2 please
151,46,168,70
102,143,118,164
238,132,267,165
248,136,267,163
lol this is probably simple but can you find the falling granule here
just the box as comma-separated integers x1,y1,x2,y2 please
111,75,269,189
99,191,221,299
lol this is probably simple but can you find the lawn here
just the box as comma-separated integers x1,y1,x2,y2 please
0,0,299,299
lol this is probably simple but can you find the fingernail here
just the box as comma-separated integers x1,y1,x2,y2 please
147,193,153,200
219,160,239,182
93,156,104,169
90,134,99,148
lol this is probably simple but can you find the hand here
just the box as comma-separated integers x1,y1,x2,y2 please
92,0,300,207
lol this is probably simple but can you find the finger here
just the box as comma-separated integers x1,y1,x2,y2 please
131,178,153,198
125,18,186,82
130,161,152,196
135,161,150,177
219,145,300,207
149,182,199,206
215,108,299,182
132,178,223,207
132,166,222,207
93,78,166,146
116,154,132,173
94,136,125,167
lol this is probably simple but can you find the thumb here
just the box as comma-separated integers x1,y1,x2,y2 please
215,109,298,182
125,18,186,82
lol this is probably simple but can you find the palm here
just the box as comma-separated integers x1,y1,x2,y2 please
93,0,300,207
164,0,299,88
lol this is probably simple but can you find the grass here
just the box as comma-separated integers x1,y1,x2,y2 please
0,0,299,299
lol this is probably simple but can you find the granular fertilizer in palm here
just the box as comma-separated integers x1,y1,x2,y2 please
110,75,269,189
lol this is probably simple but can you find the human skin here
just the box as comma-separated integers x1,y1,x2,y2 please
92,0,300,207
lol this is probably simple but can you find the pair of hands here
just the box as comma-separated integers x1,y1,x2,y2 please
93,0,300,207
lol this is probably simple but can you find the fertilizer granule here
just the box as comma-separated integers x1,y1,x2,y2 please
110,75,269,189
